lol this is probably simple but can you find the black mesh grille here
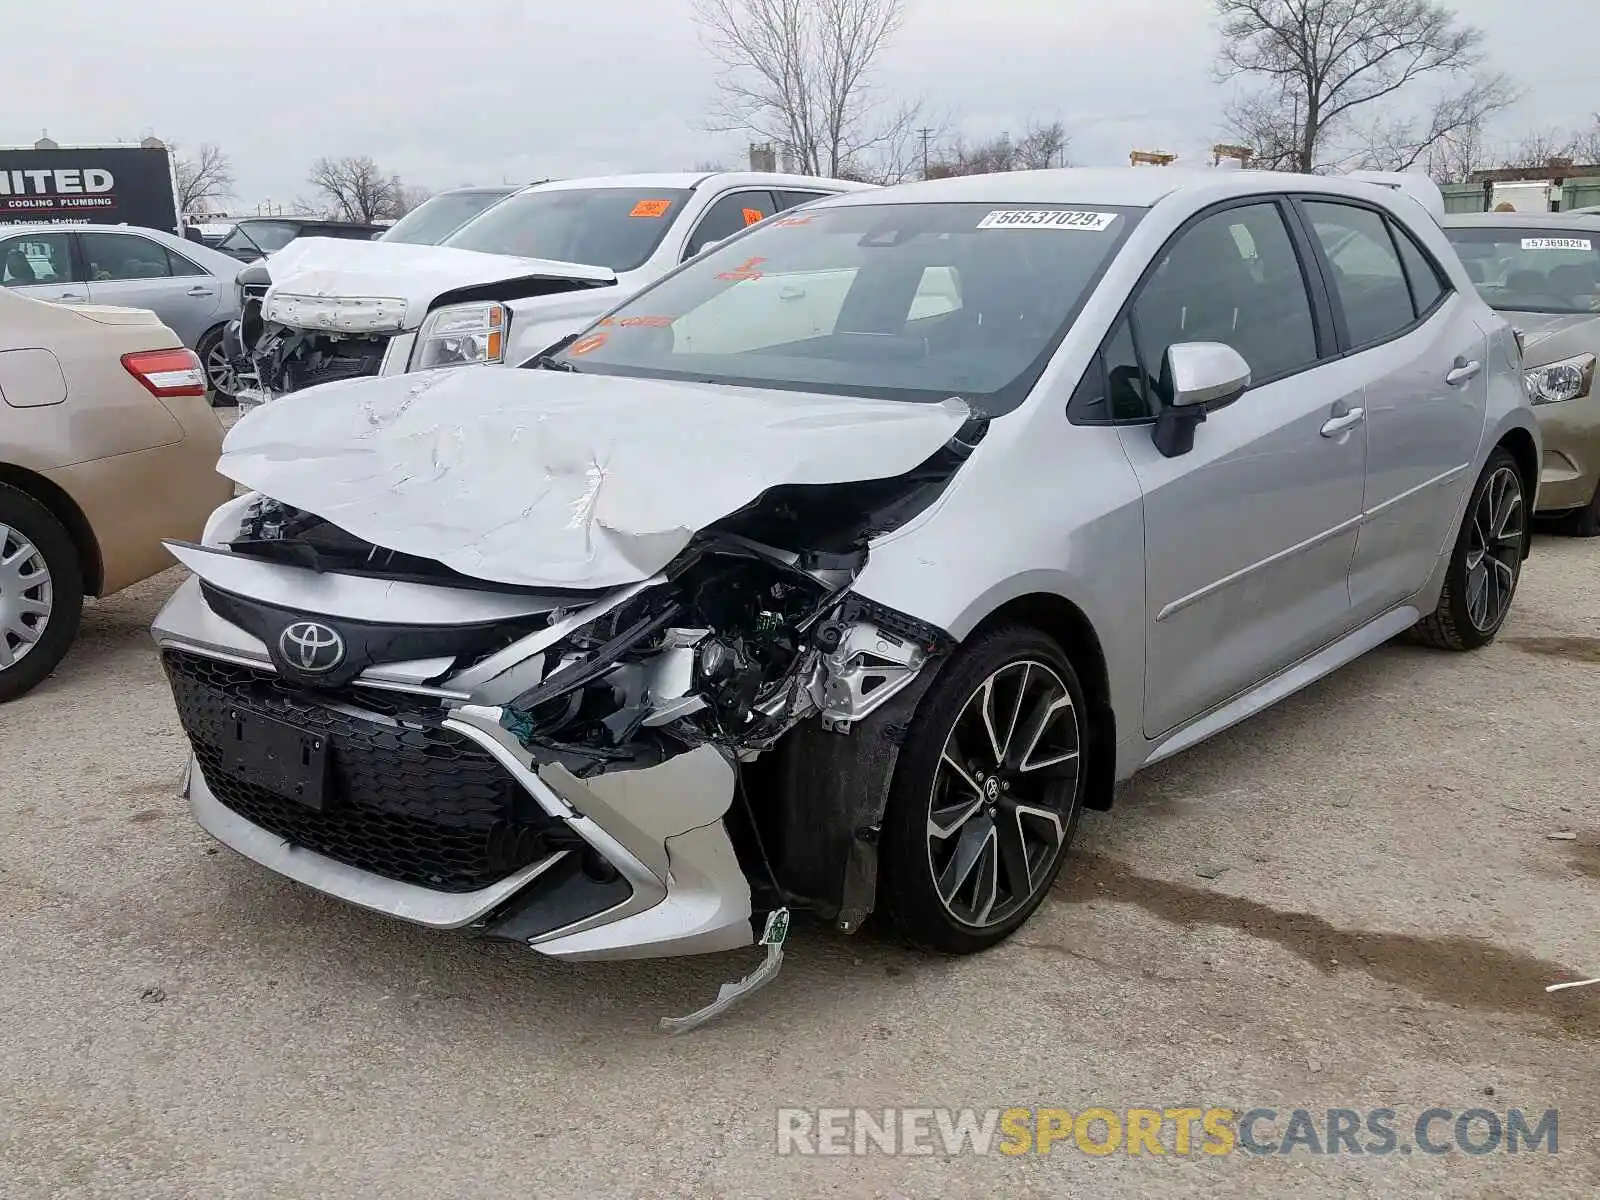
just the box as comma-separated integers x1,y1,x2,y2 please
163,650,560,893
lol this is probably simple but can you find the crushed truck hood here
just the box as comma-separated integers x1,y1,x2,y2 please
261,237,616,333
217,367,971,589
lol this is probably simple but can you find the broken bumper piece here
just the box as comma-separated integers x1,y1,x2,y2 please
182,713,755,961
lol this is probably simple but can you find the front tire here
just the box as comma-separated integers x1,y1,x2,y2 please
878,625,1089,954
0,484,85,703
1410,447,1526,651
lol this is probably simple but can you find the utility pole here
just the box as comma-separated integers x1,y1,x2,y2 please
918,127,934,179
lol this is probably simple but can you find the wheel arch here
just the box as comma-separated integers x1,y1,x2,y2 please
965,591,1117,812
1495,426,1538,559
0,464,104,596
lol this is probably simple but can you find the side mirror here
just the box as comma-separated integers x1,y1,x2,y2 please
1152,342,1251,458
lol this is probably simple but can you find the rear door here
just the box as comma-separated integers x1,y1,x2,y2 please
0,231,88,304
82,230,223,346
680,189,779,260
1106,199,1369,736
1298,199,1487,621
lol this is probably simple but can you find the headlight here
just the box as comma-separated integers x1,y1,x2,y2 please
411,302,507,371
1525,354,1596,405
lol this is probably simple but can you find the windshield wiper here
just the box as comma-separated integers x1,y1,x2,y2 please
524,332,582,373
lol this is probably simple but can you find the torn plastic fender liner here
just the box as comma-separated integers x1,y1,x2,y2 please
741,600,955,929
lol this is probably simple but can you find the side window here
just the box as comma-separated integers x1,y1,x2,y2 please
1303,202,1415,347
684,190,777,258
164,246,210,278
2,233,80,286
81,233,175,282
1104,318,1155,420
1131,202,1318,398
776,189,831,212
1391,222,1447,315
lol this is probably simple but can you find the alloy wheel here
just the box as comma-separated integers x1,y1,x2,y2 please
0,523,53,670
1465,466,1523,633
205,342,238,397
926,660,1081,928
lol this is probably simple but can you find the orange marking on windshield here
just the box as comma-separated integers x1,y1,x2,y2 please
716,256,767,281
630,199,674,218
742,207,765,226
568,332,610,355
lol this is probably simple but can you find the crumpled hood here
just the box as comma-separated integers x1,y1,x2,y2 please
217,367,971,589
1509,311,1600,364
261,237,616,334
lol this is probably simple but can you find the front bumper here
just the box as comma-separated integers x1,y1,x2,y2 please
156,578,755,961
1533,392,1600,513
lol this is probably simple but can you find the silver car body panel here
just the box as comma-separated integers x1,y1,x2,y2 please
0,222,243,348
154,168,1541,958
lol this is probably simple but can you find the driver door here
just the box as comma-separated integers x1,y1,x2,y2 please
1110,200,1368,736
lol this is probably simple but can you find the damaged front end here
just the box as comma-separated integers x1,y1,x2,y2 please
154,409,981,964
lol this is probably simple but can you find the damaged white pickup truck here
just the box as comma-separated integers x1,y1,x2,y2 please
231,171,870,413
153,172,1536,1004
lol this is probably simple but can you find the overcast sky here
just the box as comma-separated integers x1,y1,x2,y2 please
4,0,1594,208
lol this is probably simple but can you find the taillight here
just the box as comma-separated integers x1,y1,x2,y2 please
121,348,207,398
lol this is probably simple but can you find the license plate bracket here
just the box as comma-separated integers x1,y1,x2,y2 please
224,708,332,811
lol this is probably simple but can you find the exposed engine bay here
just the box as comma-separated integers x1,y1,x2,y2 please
226,474,959,775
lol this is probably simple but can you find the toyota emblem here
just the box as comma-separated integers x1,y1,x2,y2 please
279,621,346,673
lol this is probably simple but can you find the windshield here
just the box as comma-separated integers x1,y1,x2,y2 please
381,191,511,245
443,187,692,272
221,221,298,254
544,201,1141,412
1444,226,1600,315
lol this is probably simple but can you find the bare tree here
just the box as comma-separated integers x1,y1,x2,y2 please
694,0,918,180
307,155,403,222
1216,0,1516,173
395,183,434,216
1569,115,1600,165
1422,119,1487,183
172,142,235,212
924,121,1071,179
1496,128,1576,170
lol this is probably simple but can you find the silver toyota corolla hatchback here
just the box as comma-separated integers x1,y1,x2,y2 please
152,169,1538,966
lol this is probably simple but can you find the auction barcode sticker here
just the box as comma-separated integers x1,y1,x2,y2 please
1522,237,1592,251
978,209,1119,231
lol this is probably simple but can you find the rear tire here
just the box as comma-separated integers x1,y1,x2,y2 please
0,484,85,703
197,326,238,406
1410,447,1526,651
878,625,1089,954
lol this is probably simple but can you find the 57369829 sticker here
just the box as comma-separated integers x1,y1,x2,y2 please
1522,236,1592,251
977,210,1119,232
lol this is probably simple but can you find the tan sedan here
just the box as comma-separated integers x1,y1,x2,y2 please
1,287,232,700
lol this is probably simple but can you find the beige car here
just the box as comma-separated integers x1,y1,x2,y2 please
1443,214,1600,532
1,287,232,700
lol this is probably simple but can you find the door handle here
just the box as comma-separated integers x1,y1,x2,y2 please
57,291,85,302
778,284,804,300
187,286,216,297
1320,407,1365,437
1446,359,1482,386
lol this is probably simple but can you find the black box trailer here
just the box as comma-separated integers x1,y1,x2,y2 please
0,140,180,234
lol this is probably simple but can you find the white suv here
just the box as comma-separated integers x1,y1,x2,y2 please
237,171,874,408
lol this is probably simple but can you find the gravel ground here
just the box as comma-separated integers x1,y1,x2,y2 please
0,534,1595,1199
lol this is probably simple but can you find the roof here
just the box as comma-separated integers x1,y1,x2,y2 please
818,167,1438,213
519,171,876,195
1442,212,1600,232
